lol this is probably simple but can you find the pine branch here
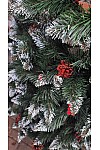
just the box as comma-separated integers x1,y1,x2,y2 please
48,107,68,132
32,86,62,108
9,1,91,148
72,56,91,70
46,9,91,45
75,98,91,131
62,77,87,101
23,0,78,16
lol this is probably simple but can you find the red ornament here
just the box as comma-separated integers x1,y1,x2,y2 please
15,114,21,125
57,60,73,78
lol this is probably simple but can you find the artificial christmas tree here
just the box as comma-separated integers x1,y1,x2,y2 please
8,0,91,149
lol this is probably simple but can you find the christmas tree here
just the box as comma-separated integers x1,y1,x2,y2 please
8,0,91,149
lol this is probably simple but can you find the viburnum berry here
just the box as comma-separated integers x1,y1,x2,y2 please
15,114,21,125
75,132,82,142
57,60,73,78
74,0,80,4
66,104,75,116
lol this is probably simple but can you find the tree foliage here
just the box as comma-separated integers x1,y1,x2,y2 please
8,0,91,149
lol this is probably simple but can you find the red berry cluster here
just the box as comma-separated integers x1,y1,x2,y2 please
15,114,21,125
75,132,82,142
74,0,79,4
57,60,73,78
66,104,75,116
38,74,43,81
74,0,91,12
32,144,44,150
